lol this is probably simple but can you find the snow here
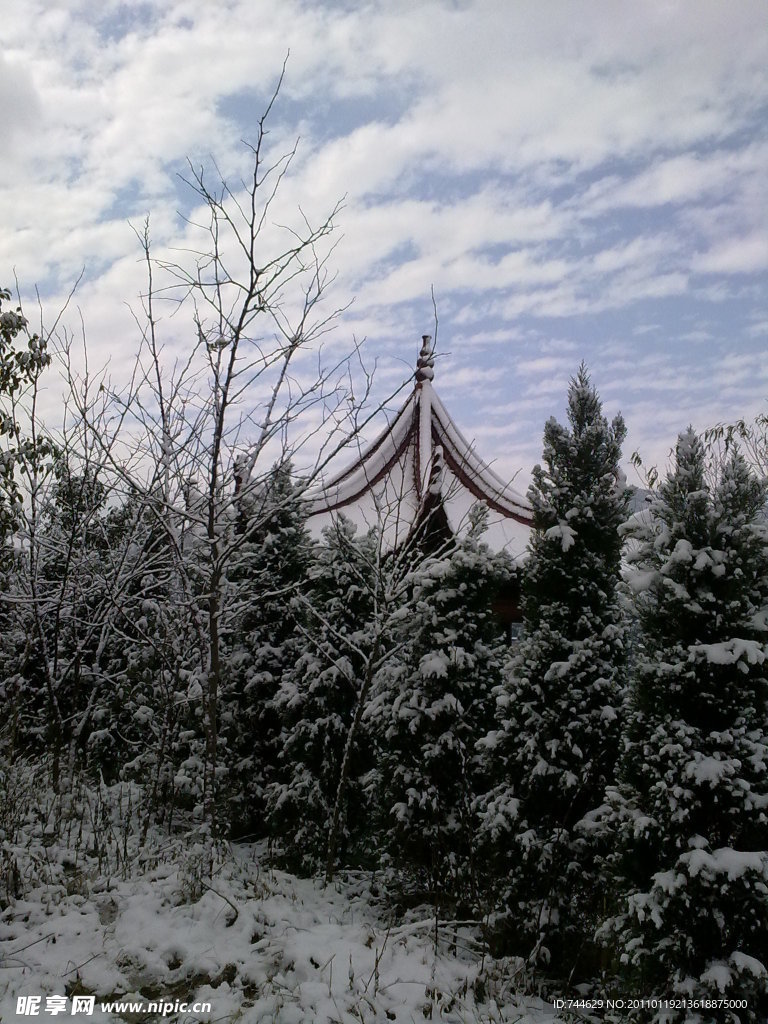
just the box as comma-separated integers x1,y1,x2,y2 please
682,847,768,881
699,953,768,995
419,652,449,678
307,395,417,513
651,869,684,896
625,568,658,594
684,755,733,785
429,390,531,520
544,522,576,551
0,836,566,1024
730,951,767,979
700,962,732,992
691,637,766,666
667,538,694,563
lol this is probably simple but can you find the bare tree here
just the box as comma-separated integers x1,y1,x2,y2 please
704,410,768,482
7,311,160,797
60,71,408,835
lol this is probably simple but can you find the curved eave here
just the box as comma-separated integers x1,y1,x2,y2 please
305,383,534,527
305,394,417,515
430,390,533,525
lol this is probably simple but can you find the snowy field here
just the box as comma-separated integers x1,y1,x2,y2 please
1,815,564,1024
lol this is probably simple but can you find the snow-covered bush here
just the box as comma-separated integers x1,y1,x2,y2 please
477,364,628,979
605,431,768,1022
366,519,512,910
221,463,313,839
265,516,383,872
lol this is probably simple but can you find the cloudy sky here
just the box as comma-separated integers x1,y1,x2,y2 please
2,0,767,489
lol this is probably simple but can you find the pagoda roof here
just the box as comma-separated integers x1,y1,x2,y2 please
305,337,533,547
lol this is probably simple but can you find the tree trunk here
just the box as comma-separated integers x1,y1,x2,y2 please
325,643,379,882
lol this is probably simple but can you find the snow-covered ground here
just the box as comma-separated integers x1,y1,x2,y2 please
1,830,565,1023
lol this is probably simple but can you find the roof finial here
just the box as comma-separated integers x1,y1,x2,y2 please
415,334,435,385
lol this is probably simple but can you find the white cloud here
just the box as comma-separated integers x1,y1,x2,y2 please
582,145,768,213
1,0,766,492
692,234,768,275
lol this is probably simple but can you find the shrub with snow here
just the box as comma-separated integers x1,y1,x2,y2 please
605,431,768,1022
477,364,629,980
367,521,512,910
265,516,382,872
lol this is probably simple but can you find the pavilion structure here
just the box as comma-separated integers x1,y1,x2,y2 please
305,336,534,560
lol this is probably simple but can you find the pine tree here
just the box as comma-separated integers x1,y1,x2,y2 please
105,494,206,834
8,457,138,787
368,512,512,911
605,430,768,1022
478,364,628,978
265,516,381,872
220,462,313,839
